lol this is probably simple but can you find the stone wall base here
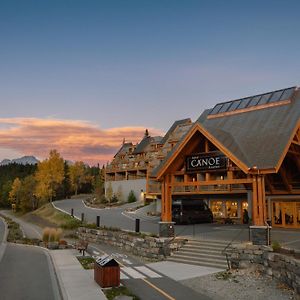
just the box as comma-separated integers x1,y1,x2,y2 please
159,222,175,238
249,225,271,245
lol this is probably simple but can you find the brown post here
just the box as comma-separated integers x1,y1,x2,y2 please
252,175,266,226
252,176,259,225
165,175,172,222
161,175,172,222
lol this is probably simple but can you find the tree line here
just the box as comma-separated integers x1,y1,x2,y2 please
0,150,104,212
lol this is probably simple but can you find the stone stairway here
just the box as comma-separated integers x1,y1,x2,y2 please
167,239,229,269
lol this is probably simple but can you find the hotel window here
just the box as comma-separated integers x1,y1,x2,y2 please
242,201,248,211
226,201,238,218
211,201,224,218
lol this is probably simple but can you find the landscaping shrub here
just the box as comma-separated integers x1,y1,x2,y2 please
110,194,118,203
43,227,51,244
127,190,137,203
272,240,281,252
49,228,56,243
61,218,82,230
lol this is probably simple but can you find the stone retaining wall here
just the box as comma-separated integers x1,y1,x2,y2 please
225,243,300,296
78,227,186,260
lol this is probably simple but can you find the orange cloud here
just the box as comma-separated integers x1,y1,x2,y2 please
0,118,164,166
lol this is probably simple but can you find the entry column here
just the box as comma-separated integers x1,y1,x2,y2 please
159,175,175,237
250,174,271,245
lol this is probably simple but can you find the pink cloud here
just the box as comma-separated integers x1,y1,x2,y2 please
0,118,163,166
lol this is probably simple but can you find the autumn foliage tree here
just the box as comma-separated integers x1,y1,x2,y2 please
69,161,86,195
35,150,64,203
9,178,22,207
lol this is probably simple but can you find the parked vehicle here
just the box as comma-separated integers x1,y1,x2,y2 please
172,199,213,224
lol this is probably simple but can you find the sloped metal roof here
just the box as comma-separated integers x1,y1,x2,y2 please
200,88,300,169
114,142,133,158
160,118,192,145
152,86,300,177
133,136,163,154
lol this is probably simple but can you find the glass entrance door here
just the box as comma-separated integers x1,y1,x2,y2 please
272,201,300,228
272,202,282,226
282,203,295,227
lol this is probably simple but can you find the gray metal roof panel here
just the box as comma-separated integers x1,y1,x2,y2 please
152,87,300,177
199,88,300,169
160,118,191,145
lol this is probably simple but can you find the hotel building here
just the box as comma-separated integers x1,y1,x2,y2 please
106,86,300,233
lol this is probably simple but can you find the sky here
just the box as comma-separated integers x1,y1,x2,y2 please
1,0,300,165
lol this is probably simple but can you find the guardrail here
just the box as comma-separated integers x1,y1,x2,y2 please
221,226,250,269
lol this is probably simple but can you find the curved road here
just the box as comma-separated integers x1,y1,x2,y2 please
53,199,159,234
0,218,60,300
53,199,300,248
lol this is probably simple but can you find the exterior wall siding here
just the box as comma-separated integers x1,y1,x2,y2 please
105,179,146,202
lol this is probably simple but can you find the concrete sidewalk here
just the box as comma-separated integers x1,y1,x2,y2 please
50,249,107,300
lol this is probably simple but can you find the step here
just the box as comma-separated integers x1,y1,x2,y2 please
171,253,226,264
171,251,225,260
183,244,226,252
179,248,223,255
167,257,228,269
187,240,229,247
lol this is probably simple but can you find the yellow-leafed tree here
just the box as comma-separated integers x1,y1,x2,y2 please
35,150,64,203
69,161,86,195
9,177,22,208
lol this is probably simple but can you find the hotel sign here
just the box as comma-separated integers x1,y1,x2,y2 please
186,152,227,172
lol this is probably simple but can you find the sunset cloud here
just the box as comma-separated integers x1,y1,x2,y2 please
0,118,163,165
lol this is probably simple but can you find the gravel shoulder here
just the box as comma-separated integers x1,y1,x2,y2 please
180,268,297,300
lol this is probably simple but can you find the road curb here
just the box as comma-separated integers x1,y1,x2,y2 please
47,249,68,300
0,216,8,264
52,202,81,221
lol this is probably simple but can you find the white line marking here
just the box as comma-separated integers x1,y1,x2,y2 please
121,267,146,279
93,251,100,255
122,259,132,265
121,211,136,220
135,266,162,278
52,203,81,220
282,239,300,246
120,272,129,280
82,200,104,211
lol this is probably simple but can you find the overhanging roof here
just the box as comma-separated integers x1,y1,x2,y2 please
153,86,300,178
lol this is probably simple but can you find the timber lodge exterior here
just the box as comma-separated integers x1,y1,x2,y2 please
105,86,300,234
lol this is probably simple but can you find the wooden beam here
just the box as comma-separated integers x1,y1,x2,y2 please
172,190,248,195
167,133,202,174
252,176,259,225
265,175,275,194
171,178,253,187
288,150,300,156
275,122,300,173
161,175,172,222
292,140,300,146
156,123,250,179
252,175,266,226
279,167,292,193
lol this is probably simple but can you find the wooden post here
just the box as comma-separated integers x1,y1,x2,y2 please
161,175,172,222
252,176,258,225
252,175,266,226
205,140,210,181
165,175,172,222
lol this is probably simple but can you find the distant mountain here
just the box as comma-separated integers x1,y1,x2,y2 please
0,156,39,166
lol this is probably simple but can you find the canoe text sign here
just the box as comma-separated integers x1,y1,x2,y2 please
186,153,227,172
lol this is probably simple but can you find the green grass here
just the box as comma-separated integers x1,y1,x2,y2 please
77,256,95,269
104,286,140,300
32,203,82,229
0,213,40,245
0,214,23,242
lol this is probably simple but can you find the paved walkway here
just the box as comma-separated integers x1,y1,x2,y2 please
50,249,107,300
